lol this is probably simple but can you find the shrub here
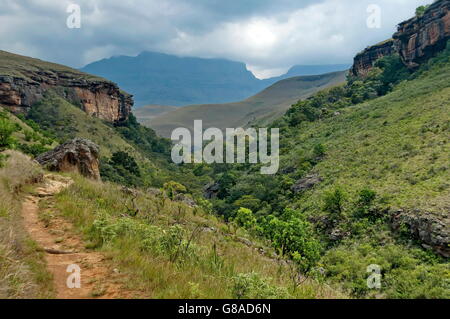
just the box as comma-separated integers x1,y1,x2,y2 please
323,187,346,219
231,272,289,299
233,207,257,229
0,118,17,149
163,181,187,200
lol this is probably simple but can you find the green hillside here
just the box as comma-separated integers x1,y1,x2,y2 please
143,71,346,137
197,46,450,298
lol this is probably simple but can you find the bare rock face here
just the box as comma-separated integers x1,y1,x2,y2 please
393,0,450,69
351,0,450,76
0,51,133,123
351,40,395,77
36,138,101,180
391,209,449,258
291,174,322,193
204,182,220,199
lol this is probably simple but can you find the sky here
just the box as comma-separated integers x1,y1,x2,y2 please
0,0,434,78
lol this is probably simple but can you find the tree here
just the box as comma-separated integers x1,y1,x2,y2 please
234,207,257,230
163,181,187,200
0,118,16,149
323,187,346,219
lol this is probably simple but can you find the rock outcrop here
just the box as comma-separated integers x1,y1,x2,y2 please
204,182,220,199
291,174,322,193
391,209,449,258
36,138,101,180
394,0,450,69
0,51,132,123
351,40,395,77
351,0,450,76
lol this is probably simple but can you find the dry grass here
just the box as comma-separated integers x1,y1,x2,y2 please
0,150,53,298
53,174,346,299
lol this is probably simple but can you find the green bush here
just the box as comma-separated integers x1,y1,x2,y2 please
231,272,289,299
0,118,17,149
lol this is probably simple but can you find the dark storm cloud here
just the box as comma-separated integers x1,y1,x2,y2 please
0,0,434,78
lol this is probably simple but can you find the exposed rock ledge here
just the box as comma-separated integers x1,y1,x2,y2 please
351,0,450,76
391,209,449,258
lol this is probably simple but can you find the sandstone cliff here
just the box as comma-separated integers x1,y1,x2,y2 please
394,0,450,69
351,40,395,77
351,0,450,76
0,50,132,123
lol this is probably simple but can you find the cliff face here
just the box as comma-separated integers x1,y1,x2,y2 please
393,0,450,69
0,51,132,123
351,40,395,77
351,0,450,76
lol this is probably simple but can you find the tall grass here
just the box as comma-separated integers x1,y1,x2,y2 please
53,174,343,299
0,150,53,298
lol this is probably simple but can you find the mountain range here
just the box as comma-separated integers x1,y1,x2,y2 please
81,51,349,107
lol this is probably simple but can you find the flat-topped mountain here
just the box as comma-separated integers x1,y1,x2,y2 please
81,51,349,107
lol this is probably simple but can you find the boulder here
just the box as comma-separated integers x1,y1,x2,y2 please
36,138,101,180
203,182,220,199
291,174,322,193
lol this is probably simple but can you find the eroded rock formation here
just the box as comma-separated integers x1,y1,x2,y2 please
391,209,449,258
36,138,101,180
0,51,132,123
394,0,450,69
351,0,450,76
351,40,395,77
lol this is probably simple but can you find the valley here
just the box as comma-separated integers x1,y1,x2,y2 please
0,0,449,301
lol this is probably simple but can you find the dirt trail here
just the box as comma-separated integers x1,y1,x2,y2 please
22,174,129,299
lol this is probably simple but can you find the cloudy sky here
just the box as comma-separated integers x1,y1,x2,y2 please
0,0,434,78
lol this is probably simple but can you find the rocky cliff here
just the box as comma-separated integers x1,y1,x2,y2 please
0,51,132,123
394,0,450,69
351,40,395,77
351,0,450,76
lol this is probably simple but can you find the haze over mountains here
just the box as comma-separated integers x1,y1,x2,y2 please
140,71,347,137
81,51,349,107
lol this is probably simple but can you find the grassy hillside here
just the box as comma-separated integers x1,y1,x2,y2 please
0,149,344,298
144,71,346,137
133,105,177,124
16,91,208,191
0,50,102,82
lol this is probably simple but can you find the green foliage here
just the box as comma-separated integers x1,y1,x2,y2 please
115,113,171,156
233,207,257,230
262,210,322,273
17,142,51,157
100,151,142,187
163,181,187,200
231,272,289,299
322,243,449,298
416,5,430,17
0,118,17,149
285,54,410,128
323,187,346,219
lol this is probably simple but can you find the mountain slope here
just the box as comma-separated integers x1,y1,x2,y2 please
200,42,450,298
143,71,346,137
81,51,349,107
